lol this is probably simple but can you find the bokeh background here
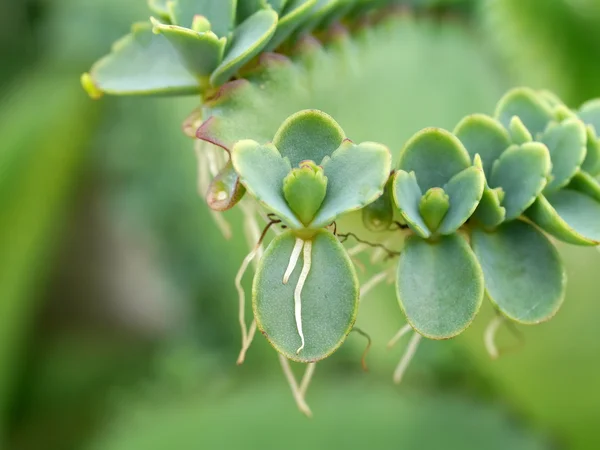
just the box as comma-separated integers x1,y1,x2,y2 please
0,0,599,449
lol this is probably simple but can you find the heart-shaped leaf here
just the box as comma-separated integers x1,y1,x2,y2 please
206,160,246,211
273,109,345,167
362,176,394,232
81,22,200,98
253,229,359,362
568,170,600,202
582,125,600,176
490,142,551,220
283,161,328,226
472,185,506,228
526,190,600,245
540,118,587,192
265,0,318,51
210,9,278,87
231,140,302,228
168,0,236,36
471,221,566,324
508,116,533,145
392,170,430,239
311,140,391,228
398,128,471,191
151,20,226,78
419,188,450,233
396,234,484,339
454,114,511,178
438,165,485,234
495,87,554,136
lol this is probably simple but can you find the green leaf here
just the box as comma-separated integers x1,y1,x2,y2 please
265,0,318,51
82,23,200,97
419,188,449,233
495,87,554,136
438,165,485,235
168,0,236,36
579,98,600,131
471,221,566,324
396,234,484,339
568,170,600,202
490,143,551,220
362,176,394,232
527,190,600,246
582,125,600,176
205,160,246,211
392,170,430,239
148,0,171,21
398,128,471,191
253,229,358,362
231,140,302,228
454,114,511,178
283,161,328,226
540,118,587,192
210,9,278,87
151,19,226,78
273,109,345,167
472,185,506,228
310,141,391,228
508,116,533,145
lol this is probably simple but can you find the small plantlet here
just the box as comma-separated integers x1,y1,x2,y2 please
82,0,600,416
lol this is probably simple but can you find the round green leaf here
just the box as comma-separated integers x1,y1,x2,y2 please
265,0,318,51
472,221,566,324
495,87,554,136
82,22,200,97
396,234,484,340
392,170,430,238
168,0,236,36
210,9,278,87
206,160,246,211
151,20,226,78
454,114,511,178
310,141,391,228
397,128,471,191
526,190,600,246
253,229,359,362
490,143,551,220
231,140,302,228
438,166,485,234
540,118,587,192
273,109,346,167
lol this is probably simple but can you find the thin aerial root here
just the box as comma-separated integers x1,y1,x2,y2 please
283,238,304,284
347,243,369,257
299,363,316,396
360,269,391,301
393,332,422,385
237,320,257,365
387,323,413,349
205,144,220,177
484,315,504,360
351,327,372,372
294,240,312,354
278,354,313,418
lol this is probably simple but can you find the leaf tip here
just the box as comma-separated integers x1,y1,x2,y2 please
80,73,103,100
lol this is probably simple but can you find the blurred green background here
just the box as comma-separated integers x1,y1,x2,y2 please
0,0,599,449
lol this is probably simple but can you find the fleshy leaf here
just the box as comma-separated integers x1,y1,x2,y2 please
495,87,554,136
398,128,471,191
472,185,506,229
508,116,533,144
538,89,565,109
453,114,511,178
526,190,600,245
579,98,600,131
283,161,328,226
568,170,600,202
168,0,236,36
206,160,246,211
419,188,449,233
396,234,484,340
582,125,600,176
540,118,587,192
362,176,394,232
82,22,200,97
438,165,485,235
210,9,278,87
490,143,551,220
265,0,317,51
392,170,430,238
471,221,566,324
253,229,359,362
273,110,346,167
231,140,301,228
151,19,226,78
311,140,391,228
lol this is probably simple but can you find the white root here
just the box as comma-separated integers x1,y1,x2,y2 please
484,315,504,360
294,241,312,354
360,268,393,301
278,354,314,418
387,324,413,349
393,331,422,385
283,238,304,284
234,244,261,365
347,243,369,257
